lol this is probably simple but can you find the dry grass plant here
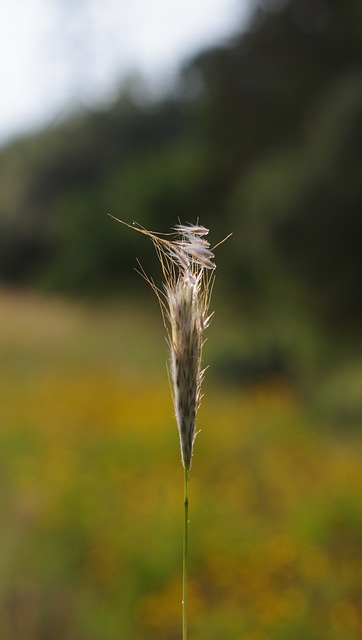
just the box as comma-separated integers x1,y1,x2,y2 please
110,216,230,640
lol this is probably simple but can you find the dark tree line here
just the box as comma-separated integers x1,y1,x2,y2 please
0,0,361,331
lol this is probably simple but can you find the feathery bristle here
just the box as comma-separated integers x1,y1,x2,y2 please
173,223,209,237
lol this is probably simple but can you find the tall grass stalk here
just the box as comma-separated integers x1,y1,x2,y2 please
183,466,189,640
110,216,230,638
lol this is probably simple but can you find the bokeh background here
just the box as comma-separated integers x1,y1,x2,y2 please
0,0,361,638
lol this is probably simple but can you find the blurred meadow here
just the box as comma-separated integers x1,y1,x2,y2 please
0,1,362,639
0,288,361,640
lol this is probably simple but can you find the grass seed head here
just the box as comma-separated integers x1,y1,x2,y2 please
110,217,224,471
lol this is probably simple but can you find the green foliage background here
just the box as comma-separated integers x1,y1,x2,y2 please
0,1,361,638
0,0,361,334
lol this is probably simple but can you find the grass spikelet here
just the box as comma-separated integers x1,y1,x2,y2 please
167,269,209,471
109,216,219,472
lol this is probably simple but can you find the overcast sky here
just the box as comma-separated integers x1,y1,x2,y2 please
0,0,251,144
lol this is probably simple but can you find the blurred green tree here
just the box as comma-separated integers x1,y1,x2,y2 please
0,0,361,333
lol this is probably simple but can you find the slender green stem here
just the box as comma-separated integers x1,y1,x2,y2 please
182,466,189,640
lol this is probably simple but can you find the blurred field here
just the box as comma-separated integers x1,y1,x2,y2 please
0,289,361,640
